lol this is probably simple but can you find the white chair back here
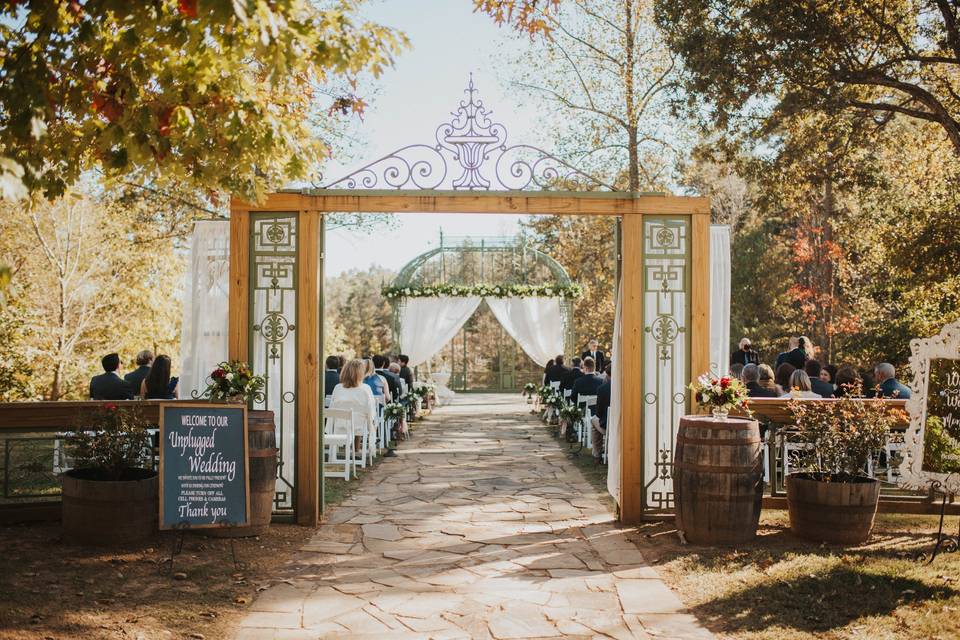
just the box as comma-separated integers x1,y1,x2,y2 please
549,381,561,391
324,407,355,435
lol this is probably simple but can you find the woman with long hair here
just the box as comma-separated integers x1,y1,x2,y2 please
780,369,822,399
774,362,795,394
330,358,378,457
543,359,554,385
141,354,179,399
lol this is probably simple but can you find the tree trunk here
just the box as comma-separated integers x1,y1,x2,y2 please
624,0,639,192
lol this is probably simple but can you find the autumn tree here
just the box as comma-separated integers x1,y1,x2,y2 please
0,1,406,202
324,266,395,358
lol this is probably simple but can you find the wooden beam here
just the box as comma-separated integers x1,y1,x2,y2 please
228,211,250,363
689,212,711,409
296,210,321,526
619,214,644,524
231,192,711,217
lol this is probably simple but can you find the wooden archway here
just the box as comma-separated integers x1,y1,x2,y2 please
228,189,711,526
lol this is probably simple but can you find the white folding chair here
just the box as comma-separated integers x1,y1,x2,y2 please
375,395,387,451
782,440,813,478
549,381,561,392
399,379,408,398
884,436,905,483
323,408,355,481
577,395,597,451
351,410,373,469
324,394,332,408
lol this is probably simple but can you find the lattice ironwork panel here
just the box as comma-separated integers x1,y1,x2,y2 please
641,217,690,514
250,213,298,513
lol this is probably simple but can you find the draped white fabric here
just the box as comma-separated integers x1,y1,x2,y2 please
484,297,564,367
399,297,482,367
179,220,230,399
606,280,623,505
710,225,732,375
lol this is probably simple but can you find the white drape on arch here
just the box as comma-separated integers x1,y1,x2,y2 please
606,279,623,505
179,220,230,399
484,297,564,367
399,297,482,367
710,225,732,375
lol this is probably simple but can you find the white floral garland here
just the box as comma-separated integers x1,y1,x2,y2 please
382,283,583,300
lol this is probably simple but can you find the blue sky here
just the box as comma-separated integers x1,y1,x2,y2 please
323,0,543,276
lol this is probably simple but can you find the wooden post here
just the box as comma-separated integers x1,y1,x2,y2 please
689,212,711,409
228,211,250,363
296,210,321,526
619,214,644,524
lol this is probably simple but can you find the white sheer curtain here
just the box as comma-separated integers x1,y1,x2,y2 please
179,220,230,398
607,280,623,506
399,297,482,367
710,225,732,375
484,297,563,367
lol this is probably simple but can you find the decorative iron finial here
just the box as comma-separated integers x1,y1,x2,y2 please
323,75,613,191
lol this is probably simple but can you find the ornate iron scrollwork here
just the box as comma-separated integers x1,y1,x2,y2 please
323,75,613,192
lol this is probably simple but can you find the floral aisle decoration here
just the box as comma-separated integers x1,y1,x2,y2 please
384,401,408,436
689,373,750,420
784,394,907,543
523,382,538,404
559,403,585,439
382,282,583,300
199,361,265,403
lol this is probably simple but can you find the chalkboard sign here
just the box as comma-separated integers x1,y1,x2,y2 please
903,321,960,495
159,403,249,530
922,358,960,475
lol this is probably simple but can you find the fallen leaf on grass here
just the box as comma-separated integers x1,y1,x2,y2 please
233,596,249,604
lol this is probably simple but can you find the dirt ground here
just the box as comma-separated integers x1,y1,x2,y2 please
0,520,314,640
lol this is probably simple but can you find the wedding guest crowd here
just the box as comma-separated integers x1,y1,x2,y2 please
89,350,179,400
731,335,911,399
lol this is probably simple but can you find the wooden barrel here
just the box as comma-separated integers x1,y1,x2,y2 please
673,415,763,545
62,468,158,545
208,410,278,537
786,473,880,544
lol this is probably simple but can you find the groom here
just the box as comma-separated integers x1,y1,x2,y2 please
581,339,606,373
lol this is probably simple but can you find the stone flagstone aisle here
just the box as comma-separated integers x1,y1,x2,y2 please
235,394,713,639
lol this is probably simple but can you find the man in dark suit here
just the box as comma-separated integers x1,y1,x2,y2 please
742,364,777,398
397,354,414,388
730,338,760,368
374,354,402,399
90,353,134,400
591,363,612,460
571,357,604,406
323,355,340,396
804,360,835,398
124,350,153,396
874,362,911,399
581,339,606,373
561,357,583,393
545,355,568,385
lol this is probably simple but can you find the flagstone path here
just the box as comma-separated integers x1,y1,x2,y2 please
234,394,713,639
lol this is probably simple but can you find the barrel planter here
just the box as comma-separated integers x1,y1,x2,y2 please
62,468,157,545
673,415,764,545
208,409,278,537
786,473,880,544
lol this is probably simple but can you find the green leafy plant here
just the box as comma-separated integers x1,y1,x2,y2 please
200,361,264,403
788,395,906,481
65,403,152,481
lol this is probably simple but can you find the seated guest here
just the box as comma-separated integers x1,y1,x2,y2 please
388,362,405,395
324,355,341,396
783,336,809,370
774,362,796,394
373,354,401,399
861,369,877,398
571,357,604,406
542,359,555,385
397,354,414,387
546,355,568,385
874,362,911,399
363,358,390,402
592,365,612,462
731,338,760,367
834,365,862,397
730,362,745,381
581,339,606,372
824,363,838,387
804,360,835,398
562,357,584,392
90,353,134,400
756,364,782,396
603,362,611,381
124,350,153,396
743,364,777,397
780,370,821,399
141,354,178,399
330,359,377,451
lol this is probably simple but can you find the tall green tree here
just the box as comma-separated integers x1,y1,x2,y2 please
0,1,406,202
324,266,395,357
655,1,960,155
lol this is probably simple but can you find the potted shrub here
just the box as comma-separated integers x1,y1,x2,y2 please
786,395,905,544
62,403,156,545
199,361,275,537
523,382,538,405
